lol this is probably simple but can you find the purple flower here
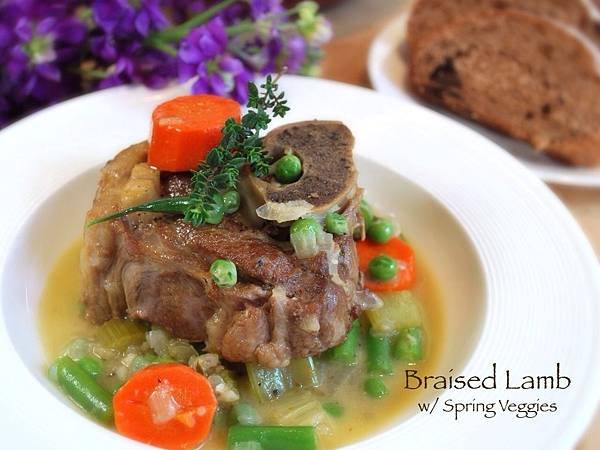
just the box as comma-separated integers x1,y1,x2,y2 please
188,54,252,103
89,0,174,89
249,0,283,20
178,17,227,73
92,0,168,38
177,18,253,103
283,33,306,72
0,0,330,129
3,11,86,104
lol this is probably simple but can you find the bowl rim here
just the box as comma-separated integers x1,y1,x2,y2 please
0,75,598,450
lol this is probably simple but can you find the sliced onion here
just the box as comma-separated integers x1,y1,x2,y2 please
146,329,170,357
356,289,383,311
148,379,180,425
256,200,314,223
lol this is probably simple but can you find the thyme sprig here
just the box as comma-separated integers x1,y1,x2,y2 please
184,73,289,225
87,74,289,228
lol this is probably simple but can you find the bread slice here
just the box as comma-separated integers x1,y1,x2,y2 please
407,0,600,51
408,10,600,166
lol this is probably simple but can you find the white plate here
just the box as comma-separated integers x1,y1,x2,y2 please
367,10,600,187
0,76,599,450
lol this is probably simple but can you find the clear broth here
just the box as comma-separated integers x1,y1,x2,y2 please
39,239,445,449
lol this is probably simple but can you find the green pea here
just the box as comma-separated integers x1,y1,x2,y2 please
368,255,397,281
364,377,389,399
394,327,424,362
275,154,302,184
367,218,394,244
290,217,321,236
360,199,374,230
325,212,348,235
210,259,237,287
322,402,344,417
223,190,241,214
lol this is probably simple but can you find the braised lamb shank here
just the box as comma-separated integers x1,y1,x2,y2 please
81,121,363,368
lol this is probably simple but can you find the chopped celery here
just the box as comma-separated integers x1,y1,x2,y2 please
329,320,360,364
227,425,316,450
233,402,262,425
65,338,92,360
365,291,423,335
322,401,344,418
394,327,425,362
213,405,230,427
265,390,333,436
47,361,59,383
96,319,146,351
289,357,321,388
129,354,163,374
315,360,358,396
290,218,321,258
247,364,292,402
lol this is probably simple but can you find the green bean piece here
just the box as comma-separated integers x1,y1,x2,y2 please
329,320,360,364
233,402,262,425
87,196,193,227
205,193,225,225
223,190,241,214
366,328,394,376
367,218,394,244
359,199,374,230
325,212,348,235
77,355,103,378
231,442,262,450
322,401,344,418
210,259,238,287
394,327,425,362
227,425,316,450
275,154,302,184
54,356,113,423
368,255,397,281
364,377,389,399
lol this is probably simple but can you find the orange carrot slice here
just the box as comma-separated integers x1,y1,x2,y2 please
356,237,416,292
148,95,241,172
113,363,217,450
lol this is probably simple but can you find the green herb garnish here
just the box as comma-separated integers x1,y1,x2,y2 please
88,74,289,227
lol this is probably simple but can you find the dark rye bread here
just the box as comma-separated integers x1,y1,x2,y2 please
409,10,600,166
407,0,600,51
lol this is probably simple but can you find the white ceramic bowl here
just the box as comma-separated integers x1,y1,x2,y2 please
0,76,598,449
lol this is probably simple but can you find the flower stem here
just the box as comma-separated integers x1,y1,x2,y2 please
150,0,239,44
145,37,178,56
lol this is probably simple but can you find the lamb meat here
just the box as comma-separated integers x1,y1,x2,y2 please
81,122,363,367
